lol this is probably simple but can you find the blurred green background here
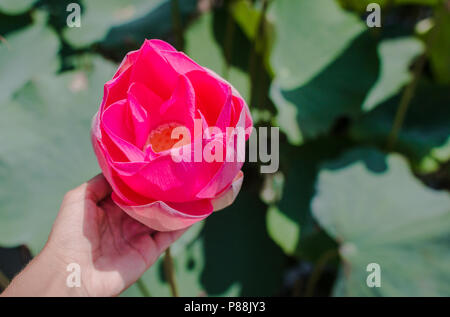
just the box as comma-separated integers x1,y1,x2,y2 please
0,0,449,296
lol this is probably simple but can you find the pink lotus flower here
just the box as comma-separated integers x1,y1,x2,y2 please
91,39,253,231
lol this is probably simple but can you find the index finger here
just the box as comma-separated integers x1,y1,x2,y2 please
84,173,112,203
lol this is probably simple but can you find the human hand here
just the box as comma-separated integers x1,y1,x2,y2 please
1,174,187,297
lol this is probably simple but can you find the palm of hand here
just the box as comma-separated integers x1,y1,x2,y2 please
47,175,185,296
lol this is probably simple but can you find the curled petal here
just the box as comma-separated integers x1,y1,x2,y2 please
109,152,220,203
157,75,195,131
92,116,150,206
100,100,146,162
148,39,177,52
112,194,212,232
101,64,133,113
196,100,248,199
204,67,253,136
211,171,243,211
162,50,203,74
114,49,139,79
112,171,244,231
127,82,163,148
130,40,178,100
186,70,232,130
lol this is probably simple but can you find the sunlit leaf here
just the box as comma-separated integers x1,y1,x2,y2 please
100,0,198,58
185,12,250,102
269,0,365,90
62,0,165,48
0,0,35,15
268,137,351,257
362,36,423,111
312,148,450,296
0,56,116,253
266,206,299,255
271,32,379,144
0,15,59,103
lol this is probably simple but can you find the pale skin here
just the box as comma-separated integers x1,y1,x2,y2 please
0,174,187,297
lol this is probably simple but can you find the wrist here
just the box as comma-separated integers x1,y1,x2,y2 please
1,246,88,297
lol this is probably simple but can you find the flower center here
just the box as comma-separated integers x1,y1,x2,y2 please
146,122,187,153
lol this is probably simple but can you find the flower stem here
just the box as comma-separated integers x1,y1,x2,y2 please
0,269,10,291
305,249,338,297
222,1,236,79
386,4,443,150
171,0,184,51
386,53,426,150
249,0,270,108
136,278,151,297
163,247,179,297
